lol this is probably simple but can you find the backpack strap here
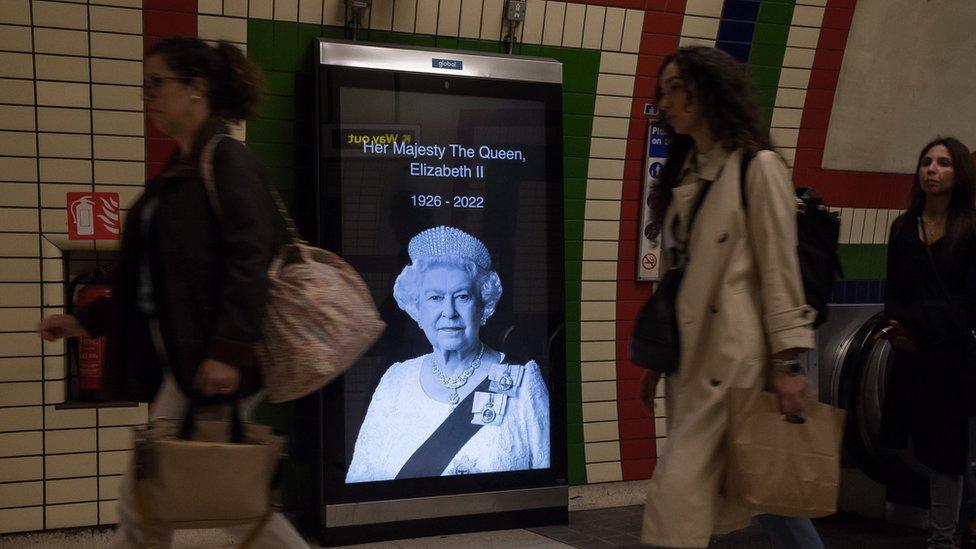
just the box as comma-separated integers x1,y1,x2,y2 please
199,133,303,244
739,148,758,210
200,133,225,220
672,179,715,265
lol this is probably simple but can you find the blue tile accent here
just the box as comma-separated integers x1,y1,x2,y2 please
843,281,857,303
831,280,845,303
868,280,880,303
716,41,752,62
717,20,756,43
722,0,761,21
716,0,760,65
829,280,885,304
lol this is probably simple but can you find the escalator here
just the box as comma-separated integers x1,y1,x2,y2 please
814,304,929,513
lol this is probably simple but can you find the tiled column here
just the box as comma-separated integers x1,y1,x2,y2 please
612,0,684,482
0,0,46,528
574,7,641,485
577,49,635,485
764,0,816,176
0,0,150,534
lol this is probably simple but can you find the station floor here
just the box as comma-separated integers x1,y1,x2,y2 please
0,505,929,548
331,506,926,549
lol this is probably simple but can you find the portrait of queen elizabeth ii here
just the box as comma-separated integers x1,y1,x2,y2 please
346,225,551,482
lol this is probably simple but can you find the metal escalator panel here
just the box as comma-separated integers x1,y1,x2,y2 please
815,305,927,485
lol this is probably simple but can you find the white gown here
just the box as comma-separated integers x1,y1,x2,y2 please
345,354,550,482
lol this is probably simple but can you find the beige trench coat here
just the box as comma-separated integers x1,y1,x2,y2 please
641,147,816,548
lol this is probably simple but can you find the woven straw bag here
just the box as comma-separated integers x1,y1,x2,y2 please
202,135,385,402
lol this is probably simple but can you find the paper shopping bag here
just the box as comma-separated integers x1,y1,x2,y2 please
725,388,846,518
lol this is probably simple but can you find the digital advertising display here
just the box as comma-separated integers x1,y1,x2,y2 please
315,41,566,510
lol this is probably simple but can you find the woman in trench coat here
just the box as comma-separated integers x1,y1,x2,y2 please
637,47,821,548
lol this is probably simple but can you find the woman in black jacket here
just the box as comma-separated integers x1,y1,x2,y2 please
878,136,976,549
37,37,304,548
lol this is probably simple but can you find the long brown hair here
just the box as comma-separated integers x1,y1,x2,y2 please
651,46,770,227
894,137,976,249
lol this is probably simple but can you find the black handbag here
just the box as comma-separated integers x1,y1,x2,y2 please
630,178,714,374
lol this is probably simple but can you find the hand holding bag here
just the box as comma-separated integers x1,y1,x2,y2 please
724,388,846,518
133,403,284,537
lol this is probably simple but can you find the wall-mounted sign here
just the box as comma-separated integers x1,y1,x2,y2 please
637,114,670,281
432,58,463,70
67,192,120,240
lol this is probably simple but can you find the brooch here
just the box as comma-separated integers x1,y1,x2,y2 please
471,391,508,426
481,393,497,424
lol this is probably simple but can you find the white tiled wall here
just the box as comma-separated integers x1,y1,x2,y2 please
677,0,828,178
0,0,856,532
191,0,644,53
572,45,637,483
0,0,149,534
770,3,824,176
832,208,904,245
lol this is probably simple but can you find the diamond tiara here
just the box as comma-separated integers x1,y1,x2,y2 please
408,226,491,270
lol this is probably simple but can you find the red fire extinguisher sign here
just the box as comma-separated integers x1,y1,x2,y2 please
75,283,112,394
67,192,120,240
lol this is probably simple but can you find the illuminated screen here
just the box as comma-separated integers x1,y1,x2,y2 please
318,66,564,491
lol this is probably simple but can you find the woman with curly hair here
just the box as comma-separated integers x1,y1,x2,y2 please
635,46,823,548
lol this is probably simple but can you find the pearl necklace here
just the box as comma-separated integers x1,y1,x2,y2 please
431,344,485,407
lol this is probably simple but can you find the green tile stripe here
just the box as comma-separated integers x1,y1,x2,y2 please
519,43,600,487
747,0,796,129
247,23,601,486
246,20,335,511
838,244,887,280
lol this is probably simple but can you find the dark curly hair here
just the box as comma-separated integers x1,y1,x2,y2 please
147,37,265,122
893,137,976,251
650,46,770,227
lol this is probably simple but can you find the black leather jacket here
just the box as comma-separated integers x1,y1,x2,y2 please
77,118,289,403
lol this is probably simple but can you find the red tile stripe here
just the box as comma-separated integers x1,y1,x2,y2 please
561,0,674,10
792,0,913,209
613,0,685,482
143,0,198,179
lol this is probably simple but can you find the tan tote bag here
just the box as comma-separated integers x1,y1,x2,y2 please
201,134,385,403
133,407,284,536
725,388,846,518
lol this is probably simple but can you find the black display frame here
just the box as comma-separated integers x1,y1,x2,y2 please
314,59,567,509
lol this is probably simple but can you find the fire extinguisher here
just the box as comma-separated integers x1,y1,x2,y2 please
67,270,112,402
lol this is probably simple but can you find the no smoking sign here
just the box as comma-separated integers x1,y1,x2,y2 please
641,252,657,271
